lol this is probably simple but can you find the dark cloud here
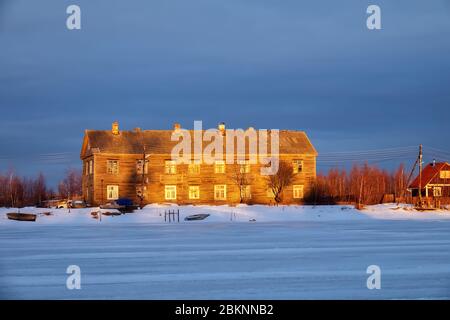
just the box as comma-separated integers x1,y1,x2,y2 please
0,0,449,185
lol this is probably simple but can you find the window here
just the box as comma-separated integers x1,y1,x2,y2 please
188,163,201,174
165,185,177,200
267,188,275,198
189,186,200,199
89,160,93,175
136,185,146,198
137,160,149,174
293,185,304,199
433,187,442,197
84,161,89,176
165,160,177,174
215,160,226,174
293,160,303,174
440,171,450,179
107,160,119,175
107,185,119,200
238,160,250,174
214,185,227,200
240,185,252,199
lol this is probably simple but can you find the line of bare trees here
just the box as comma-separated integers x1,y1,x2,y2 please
306,163,408,206
0,168,82,208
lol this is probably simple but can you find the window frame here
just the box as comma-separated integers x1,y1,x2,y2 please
165,160,177,174
107,160,119,175
89,160,94,175
433,187,442,197
293,159,304,174
238,160,251,174
214,160,226,174
106,185,119,200
188,186,200,200
136,159,149,175
240,185,252,199
440,171,450,179
214,184,227,200
188,163,201,174
293,185,304,199
164,185,177,200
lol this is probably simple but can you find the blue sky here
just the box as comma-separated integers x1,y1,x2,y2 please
1,0,450,187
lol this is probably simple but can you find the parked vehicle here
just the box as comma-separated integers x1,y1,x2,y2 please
71,200,87,208
116,198,139,213
39,200,60,208
56,200,71,209
101,199,138,213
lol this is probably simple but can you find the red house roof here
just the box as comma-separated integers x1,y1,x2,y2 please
409,162,449,189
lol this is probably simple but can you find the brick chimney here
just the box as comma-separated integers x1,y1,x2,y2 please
218,122,226,135
173,123,181,132
112,121,119,135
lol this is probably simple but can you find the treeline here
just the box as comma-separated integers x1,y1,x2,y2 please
306,163,408,206
0,168,82,208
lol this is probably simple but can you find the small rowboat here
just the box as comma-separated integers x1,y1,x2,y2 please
7,213,37,222
184,214,210,221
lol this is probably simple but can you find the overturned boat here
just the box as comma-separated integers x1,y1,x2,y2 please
184,214,210,221
6,213,37,222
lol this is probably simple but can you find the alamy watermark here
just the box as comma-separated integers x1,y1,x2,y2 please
66,5,81,30
366,265,381,290
66,265,81,290
170,121,280,176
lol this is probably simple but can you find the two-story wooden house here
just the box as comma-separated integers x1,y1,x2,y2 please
80,122,318,206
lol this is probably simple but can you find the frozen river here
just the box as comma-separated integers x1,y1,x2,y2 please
1,211,450,299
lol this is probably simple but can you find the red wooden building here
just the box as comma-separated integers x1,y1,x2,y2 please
408,162,450,203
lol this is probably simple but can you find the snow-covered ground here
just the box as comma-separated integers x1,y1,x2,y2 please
0,204,450,299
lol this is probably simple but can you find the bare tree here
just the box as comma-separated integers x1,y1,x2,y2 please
231,163,251,203
34,172,47,205
58,168,82,199
266,160,294,204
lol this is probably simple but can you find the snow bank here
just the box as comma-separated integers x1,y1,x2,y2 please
0,203,449,225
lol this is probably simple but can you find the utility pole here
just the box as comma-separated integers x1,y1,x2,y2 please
418,144,423,207
138,130,148,210
140,144,147,209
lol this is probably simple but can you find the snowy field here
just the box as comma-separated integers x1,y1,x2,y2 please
1,204,450,300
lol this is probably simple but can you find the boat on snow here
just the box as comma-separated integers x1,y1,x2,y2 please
6,213,37,222
184,214,210,221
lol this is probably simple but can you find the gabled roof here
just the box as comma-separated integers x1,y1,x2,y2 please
80,128,318,159
409,162,450,189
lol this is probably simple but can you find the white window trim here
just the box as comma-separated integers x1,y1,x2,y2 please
188,186,200,200
214,185,227,200
214,160,226,174
165,185,177,200
188,163,201,174
89,160,93,175
241,185,252,199
293,160,304,174
238,160,251,174
137,160,149,174
165,160,177,174
107,185,119,200
293,185,304,199
107,160,119,175
433,187,442,197
440,171,450,179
